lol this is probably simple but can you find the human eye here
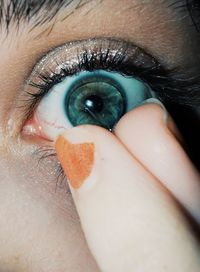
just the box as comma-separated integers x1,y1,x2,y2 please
29,68,154,139
19,37,199,143
20,38,159,140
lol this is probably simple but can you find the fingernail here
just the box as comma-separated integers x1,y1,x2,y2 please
55,127,95,190
141,98,168,122
141,98,182,142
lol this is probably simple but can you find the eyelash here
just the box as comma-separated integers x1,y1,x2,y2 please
27,46,160,111
23,41,200,188
26,47,200,113
33,144,68,191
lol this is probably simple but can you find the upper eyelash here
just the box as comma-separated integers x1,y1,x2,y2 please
27,46,200,111
25,44,160,115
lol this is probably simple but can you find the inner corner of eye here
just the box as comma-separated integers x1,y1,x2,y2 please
22,112,55,141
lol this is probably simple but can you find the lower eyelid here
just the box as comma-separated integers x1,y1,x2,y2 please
23,110,69,141
33,144,68,191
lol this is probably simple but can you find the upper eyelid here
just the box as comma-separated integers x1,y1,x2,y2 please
25,37,166,111
18,37,160,119
24,37,200,108
14,36,199,110
28,37,160,82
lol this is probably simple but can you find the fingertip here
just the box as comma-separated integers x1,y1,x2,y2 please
114,101,200,223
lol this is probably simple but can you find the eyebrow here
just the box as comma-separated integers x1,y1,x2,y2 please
0,0,199,34
186,0,200,32
0,0,89,32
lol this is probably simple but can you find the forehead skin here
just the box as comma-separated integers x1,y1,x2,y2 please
0,0,199,271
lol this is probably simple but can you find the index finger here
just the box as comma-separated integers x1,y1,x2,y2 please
55,126,200,272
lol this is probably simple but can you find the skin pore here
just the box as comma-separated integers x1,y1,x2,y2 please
0,0,199,271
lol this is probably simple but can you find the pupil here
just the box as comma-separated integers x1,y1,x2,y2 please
84,95,104,113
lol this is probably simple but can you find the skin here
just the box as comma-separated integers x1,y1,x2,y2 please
0,0,199,271
56,106,200,271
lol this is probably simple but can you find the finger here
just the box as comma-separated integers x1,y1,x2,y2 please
55,126,200,272
114,99,200,224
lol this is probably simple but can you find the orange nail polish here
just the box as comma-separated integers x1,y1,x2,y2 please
55,135,95,189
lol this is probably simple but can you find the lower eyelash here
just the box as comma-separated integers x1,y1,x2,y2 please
33,145,70,193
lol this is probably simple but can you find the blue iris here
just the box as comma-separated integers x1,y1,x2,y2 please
62,70,153,129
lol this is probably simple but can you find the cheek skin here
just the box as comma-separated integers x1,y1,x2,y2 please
0,150,99,271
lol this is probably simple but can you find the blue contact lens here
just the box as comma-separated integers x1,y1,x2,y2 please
65,74,126,129
35,70,154,139
63,70,152,129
